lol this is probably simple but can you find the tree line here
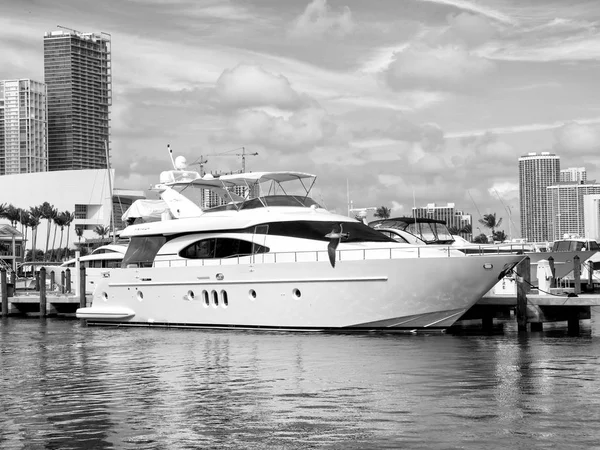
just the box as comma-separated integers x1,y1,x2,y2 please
0,202,112,262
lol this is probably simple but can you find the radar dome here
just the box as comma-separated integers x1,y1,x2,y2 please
174,155,187,170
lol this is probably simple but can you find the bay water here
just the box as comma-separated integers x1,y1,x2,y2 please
1,315,600,449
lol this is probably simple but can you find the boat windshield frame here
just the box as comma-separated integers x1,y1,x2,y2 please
369,217,455,245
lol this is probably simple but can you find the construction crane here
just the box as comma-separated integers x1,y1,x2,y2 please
206,147,258,173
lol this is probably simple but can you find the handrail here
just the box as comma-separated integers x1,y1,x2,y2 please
150,244,482,267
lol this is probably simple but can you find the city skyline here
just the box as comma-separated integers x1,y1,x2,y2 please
3,0,600,238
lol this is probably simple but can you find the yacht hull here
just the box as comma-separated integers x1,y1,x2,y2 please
77,254,523,331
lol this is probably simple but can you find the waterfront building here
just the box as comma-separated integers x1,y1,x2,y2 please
583,194,600,240
412,203,472,236
43,28,111,171
0,169,144,253
518,152,560,242
561,167,586,183
0,79,47,175
547,182,600,241
0,225,24,271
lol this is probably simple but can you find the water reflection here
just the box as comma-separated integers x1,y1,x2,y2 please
1,319,600,449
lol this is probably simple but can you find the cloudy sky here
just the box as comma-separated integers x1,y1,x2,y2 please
4,0,600,237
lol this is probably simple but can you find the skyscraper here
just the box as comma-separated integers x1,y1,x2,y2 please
43,28,111,171
518,152,560,242
548,182,600,240
0,79,48,175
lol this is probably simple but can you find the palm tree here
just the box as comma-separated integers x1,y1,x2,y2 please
28,207,42,262
478,213,503,237
447,226,460,235
75,226,84,245
39,202,55,258
493,230,508,243
20,209,31,252
473,233,489,244
63,211,75,256
50,213,63,260
54,212,68,260
0,203,7,219
374,206,392,220
4,204,20,228
94,225,110,241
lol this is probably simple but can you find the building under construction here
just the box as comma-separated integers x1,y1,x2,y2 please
44,27,112,171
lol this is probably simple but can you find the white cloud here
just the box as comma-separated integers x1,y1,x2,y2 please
416,0,516,25
228,107,339,150
554,122,600,154
211,64,310,111
442,12,497,48
385,44,495,91
289,0,354,39
488,181,519,202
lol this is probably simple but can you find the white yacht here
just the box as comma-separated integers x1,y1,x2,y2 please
76,167,524,331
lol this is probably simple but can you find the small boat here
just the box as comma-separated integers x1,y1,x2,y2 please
368,217,598,286
76,161,523,332
61,244,128,294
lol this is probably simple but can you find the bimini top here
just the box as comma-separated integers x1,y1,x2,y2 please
154,169,320,215
158,170,315,189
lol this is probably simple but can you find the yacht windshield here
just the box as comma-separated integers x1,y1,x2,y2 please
369,218,454,244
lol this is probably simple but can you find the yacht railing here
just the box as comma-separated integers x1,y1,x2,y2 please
151,244,470,268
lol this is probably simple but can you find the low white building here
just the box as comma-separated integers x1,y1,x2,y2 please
0,169,144,253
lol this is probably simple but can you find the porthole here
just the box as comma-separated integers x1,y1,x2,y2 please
221,290,228,307
101,292,108,302
293,288,301,299
212,290,219,307
137,291,144,301
187,290,195,301
203,290,209,307
249,289,257,300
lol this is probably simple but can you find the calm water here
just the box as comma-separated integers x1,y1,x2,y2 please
2,316,600,450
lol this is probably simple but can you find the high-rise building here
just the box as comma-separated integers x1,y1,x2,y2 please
0,79,48,175
518,152,560,242
548,182,600,240
583,194,600,240
560,167,587,183
412,203,472,235
43,28,111,171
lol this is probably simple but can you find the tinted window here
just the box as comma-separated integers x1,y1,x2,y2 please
257,221,394,243
122,236,167,268
180,238,269,259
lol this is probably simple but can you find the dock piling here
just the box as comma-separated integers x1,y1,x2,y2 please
60,271,65,294
79,266,86,308
66,268,71,294
573,255,581,294
548,256,556,288
39,267,47,317
1,268,7,317
516,256,531,331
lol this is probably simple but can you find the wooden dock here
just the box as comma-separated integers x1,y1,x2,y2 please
1,266,90,317
458,255,600,333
